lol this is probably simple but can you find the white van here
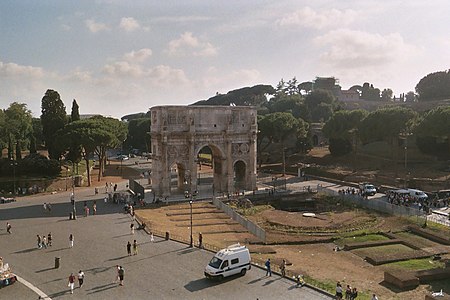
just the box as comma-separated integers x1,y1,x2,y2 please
408,189,428,201
204,244,251,279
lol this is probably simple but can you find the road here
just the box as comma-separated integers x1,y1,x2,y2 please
0,184,331,299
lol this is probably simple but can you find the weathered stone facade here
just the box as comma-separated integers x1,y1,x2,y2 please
150,106,257,197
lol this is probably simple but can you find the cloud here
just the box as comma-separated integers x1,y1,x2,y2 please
314,29,419,69
103,61,144,78
123,48,152,63
119,17,141,32
277,6,357,30
85,19,109,33
152,15,212,23
167,32,218,57
0,61,45,78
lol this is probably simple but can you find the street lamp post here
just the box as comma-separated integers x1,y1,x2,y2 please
67,160,76,220
189,199,193,247
10,160,17,195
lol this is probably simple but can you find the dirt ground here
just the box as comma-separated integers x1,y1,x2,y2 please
135,197,447,300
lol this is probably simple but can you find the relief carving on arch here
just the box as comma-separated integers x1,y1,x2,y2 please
232,142,249,156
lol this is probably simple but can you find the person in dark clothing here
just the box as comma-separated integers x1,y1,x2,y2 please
127,241,132,256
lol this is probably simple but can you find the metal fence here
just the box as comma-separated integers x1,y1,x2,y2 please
212,197,266,243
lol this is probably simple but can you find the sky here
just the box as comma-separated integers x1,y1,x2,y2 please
1,0,449,119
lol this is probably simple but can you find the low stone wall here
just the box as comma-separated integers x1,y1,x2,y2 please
416,268,450,283
384,270,419,289
366,249,432,265
385,267,450,290
408,225,450,245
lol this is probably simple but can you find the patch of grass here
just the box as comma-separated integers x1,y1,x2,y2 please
395,232,438,247
425,221,450,234
335,234,389,247
237,205,273,216
353,244,414,257
303,275,372,300
385,258,445,271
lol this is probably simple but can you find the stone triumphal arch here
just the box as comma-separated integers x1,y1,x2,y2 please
150,106,257,197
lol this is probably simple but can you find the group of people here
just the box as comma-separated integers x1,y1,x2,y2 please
83,201,97,216
43,202,52,212
36,233,52,249
126,240,138,256
67,270,85,294
264,258,287,278
335,282,359,299
386,190,429,211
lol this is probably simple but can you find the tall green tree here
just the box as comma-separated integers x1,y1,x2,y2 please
304,90,335,122
414,106,450,159
59,116,127,184
416,70,450,101
4,102,33,159
323,110,368,156
358,106,418,160
41,89,67,159
257,112,308,166
70,99,80,122
0,110,6,152
66,99,82,164
125,118,151,153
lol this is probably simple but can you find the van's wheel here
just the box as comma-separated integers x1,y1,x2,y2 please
217,275,224,281
240,268,247,276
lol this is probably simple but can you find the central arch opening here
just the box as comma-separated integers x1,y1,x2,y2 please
196,145,214,194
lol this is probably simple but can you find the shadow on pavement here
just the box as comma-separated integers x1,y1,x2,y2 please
36,267,56,273
86,282,118,294
106,255,128,262
184,275,237,292
12,247,39,254
47,289,71,298
247,276,265,284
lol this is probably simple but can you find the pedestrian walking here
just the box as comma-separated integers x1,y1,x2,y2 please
77,270,85,288
118,266,124,286
150,232,154,242
265,258,272,276
280,259,286,277
94,187,98,195
133,240,138,255
127,241,132,256
47,232,52,247
351,287,358,299
114,265,120,283
130,223,135,235
69,234,74,248
93,201,97,215
198,232,203,249
47,203,52,212
68,273,75,294
6,222,11,234
37,234,42,249
42,235,48,249
371,294,378,300
43,203,47,211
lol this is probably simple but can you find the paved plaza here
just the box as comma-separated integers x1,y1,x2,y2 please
0,183,331,299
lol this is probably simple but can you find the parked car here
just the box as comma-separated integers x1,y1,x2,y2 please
358,183,377,196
